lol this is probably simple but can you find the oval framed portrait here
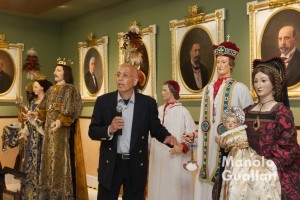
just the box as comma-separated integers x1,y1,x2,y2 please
170,8,225,100
78,35,108,101
84,48,103,95
261,9,300,88
0,50,14,94
179,27,214,92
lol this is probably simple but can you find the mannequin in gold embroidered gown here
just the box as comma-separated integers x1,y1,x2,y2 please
37,58,87,200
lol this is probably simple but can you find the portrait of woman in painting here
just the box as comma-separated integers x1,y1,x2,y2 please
261,9,300,88
0,50,14,94
84,48,102,95
179,27,214,92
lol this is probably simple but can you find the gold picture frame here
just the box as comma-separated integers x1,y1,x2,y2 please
248,0,300,99
0,34,23,102
78,33,108,101
296,126,300,144
170,6,225,100
118,23,157,98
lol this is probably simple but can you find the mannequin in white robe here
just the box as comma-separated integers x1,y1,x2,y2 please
148,80,197,200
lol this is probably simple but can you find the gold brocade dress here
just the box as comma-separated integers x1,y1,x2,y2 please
219,125,281,200
37,84,83,200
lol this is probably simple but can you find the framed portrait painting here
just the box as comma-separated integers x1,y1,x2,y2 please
78,33,108,101
0,34,23,102
248,0,300,99
170,6,225,100
118,24,157,98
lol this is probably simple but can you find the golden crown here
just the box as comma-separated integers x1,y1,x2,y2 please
56,57,73,67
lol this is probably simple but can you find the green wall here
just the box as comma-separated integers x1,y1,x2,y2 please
1,0,300,124
0,14,61,116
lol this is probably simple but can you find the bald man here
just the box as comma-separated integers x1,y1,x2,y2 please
88,63,179,200
278,25,300,87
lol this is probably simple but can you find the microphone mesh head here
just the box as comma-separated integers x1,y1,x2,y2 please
116,105,123,112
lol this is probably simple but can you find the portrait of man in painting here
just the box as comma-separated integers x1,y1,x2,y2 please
180,27,214,91
261,9,300,88
84,48,102,95
0,50,14,94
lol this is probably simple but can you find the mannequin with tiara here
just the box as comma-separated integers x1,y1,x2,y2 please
244,57,300,199
188,40,253,200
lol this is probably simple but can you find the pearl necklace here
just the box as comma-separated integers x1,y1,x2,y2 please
253,99,275,131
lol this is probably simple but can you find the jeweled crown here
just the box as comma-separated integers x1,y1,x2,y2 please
56,57,73,67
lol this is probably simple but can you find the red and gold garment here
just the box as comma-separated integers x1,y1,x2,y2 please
244,102,300,200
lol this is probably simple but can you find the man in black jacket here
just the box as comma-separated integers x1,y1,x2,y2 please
88,63,178,200
181,42,209,90
84,56,99,94
278,25,300,87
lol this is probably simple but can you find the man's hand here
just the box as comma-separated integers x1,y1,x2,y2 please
109,116,124,134
163,135,179,147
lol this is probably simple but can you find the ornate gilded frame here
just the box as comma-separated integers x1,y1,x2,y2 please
118,24,157,98
248,0,300,99
78,33,108,101
170,6,225,100
0,34,23,102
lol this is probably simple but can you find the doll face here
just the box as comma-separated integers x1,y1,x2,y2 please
54,66,65,84
253,71,273,100
216,56,231,78
161,84,174,103
225,116,239,130
33,81,44,96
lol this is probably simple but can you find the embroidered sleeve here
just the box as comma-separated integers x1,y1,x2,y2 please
271,105,299,167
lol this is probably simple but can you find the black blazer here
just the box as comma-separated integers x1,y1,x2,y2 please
180,61,209,90
84,72,98,94
286,49,300,87
88,91,171,192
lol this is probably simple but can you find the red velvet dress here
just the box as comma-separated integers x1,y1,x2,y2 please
244,102,300,199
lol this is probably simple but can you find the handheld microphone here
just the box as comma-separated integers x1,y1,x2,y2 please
116,105,123,135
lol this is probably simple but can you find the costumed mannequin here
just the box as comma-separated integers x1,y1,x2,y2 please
148,80,197,200
215,106,281,199
18,77,53,200
192,40,253,200
37,58,88,200
14,83,37,172
244,57,300,199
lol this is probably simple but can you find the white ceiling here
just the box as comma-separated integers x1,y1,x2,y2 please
0,0,129,22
